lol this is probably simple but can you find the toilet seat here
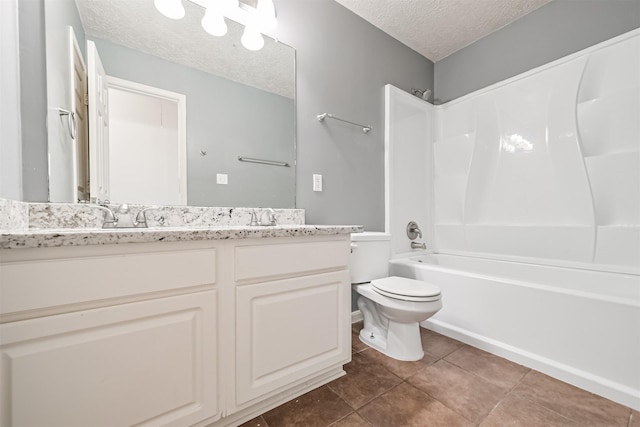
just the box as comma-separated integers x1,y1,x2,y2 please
371,276,441,302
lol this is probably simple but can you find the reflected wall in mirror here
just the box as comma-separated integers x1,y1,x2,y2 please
45,0,296,208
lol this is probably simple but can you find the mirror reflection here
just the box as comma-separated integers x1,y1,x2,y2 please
46,0,296,208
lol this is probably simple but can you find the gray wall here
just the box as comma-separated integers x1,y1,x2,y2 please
93,38,295,208
0,0,23,200
18,0,48,201
276,0,434,230
434,0,640,104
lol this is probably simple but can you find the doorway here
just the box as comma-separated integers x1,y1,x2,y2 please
106,77,187,205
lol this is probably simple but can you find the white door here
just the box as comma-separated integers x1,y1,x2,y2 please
87,40,110,203
107,77,187,205
70,29,89,201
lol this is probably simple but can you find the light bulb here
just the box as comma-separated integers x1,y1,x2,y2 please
220,0,239,14
202,8,227,36
154,0,185,20
241,26,264,51
256,0,277,30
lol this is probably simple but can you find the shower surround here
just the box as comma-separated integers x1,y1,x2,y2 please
432,30,639,274
392,29,640,410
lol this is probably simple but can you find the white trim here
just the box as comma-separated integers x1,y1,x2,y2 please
107,76,188,205
436,27,640,109
350,310,363,324
69,27,85,201
422,319,640,411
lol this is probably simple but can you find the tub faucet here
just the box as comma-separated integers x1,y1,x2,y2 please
407,221,422,240
411,241,426,250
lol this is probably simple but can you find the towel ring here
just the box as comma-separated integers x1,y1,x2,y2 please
58,107,77,140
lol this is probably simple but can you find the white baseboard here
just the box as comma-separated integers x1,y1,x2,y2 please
422,319,640,411
351,310,363,324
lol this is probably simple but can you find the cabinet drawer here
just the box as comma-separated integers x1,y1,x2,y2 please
235,239,349,283
0,245,216,319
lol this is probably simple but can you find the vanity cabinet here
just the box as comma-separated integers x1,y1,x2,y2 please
0,242,219,427
234,239,351,408
0,234,352,427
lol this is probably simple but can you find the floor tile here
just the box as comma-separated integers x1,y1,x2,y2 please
261,385,352,427
328,351,402,409
445,345,529,391
480,393,580,427
351,321,363,335
351,330,369,353
238,415,269,427
630,410,640,427
359,344,438,379
420,327,464,359
408,359,507,423
511,370,630,426
328,412,369,427
358,382,474,427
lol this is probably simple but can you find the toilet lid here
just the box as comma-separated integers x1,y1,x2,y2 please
371,276,441,301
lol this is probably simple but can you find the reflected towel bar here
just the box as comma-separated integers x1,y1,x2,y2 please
317,113,371,134
237,156,290,167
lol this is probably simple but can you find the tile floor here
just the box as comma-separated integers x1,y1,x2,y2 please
241,322,639,427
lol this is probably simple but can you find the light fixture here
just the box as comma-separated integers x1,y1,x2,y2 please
154,0,277,51
241,25,264,51
201,8,227,36
154,0,185,20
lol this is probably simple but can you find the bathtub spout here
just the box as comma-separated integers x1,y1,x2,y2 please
411,241,426,250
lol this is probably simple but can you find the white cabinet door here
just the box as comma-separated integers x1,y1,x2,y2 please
0,291,218,427
235,271,351,405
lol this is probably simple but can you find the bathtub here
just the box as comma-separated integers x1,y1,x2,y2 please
389,253,640,410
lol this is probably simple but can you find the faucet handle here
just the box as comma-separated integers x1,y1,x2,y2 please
249,211,259,226
406,221,422,240
134,207,155,228
93,204,117,228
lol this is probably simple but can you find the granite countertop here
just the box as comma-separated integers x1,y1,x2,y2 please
0,224,364,250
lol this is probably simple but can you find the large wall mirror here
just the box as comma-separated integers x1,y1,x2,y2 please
45,0,296,208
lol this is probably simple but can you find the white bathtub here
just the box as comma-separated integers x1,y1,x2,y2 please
389,253,640,410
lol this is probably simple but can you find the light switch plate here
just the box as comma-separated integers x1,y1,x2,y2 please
313,174,322,192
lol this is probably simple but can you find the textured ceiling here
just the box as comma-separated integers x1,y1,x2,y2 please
334,0,553,62
76,0,553,95
75,0,295,98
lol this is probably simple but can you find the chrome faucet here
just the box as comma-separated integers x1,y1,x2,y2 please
93,205,118,228
248,210,259,226
406,221,422,240
411,241,427,250
115,204,134,228
259,208,277,226
134,207,154,228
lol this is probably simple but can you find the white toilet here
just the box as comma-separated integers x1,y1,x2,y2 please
351,232,442,361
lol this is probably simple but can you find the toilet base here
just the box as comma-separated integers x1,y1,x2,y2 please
359,321,425,361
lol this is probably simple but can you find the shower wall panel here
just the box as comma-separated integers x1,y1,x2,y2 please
433,30,639,273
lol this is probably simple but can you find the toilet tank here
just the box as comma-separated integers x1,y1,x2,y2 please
350,232,391,284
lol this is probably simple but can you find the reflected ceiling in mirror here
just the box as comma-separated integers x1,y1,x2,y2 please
76,0,294,99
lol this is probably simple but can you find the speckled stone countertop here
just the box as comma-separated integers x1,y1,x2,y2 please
0,198,362,249
0,225,363,250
